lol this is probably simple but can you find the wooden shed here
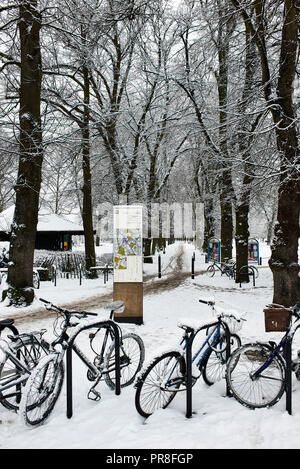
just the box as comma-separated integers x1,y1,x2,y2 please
0,206,85,251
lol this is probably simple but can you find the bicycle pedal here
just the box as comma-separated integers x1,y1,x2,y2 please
87,389,101,401
87,370,97,382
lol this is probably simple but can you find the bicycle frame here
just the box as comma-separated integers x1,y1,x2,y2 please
251,315,300,380
211,261,235,277
50,320,111,381
0,339,32,393
181,323,222,368
163,321,225,391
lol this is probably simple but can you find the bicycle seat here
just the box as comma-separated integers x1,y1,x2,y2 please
103,301,125,313
178,324,195,333
0,318,14,327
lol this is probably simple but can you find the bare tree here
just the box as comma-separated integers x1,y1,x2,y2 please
231,0,300,305
6,0,43,305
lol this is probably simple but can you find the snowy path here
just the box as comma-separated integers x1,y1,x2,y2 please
3,243,205,327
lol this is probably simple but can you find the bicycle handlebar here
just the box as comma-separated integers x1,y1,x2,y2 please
199,298,247,324
39,298,98,317
199,299,215,306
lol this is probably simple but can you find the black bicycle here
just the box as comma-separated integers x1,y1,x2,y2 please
226,303,300,409
0,319,49,411
20,298,145,426
135,299,245,418
206,260,236,279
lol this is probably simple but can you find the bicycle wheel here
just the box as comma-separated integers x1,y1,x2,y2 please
224,263,235,278
206,265,215,277
202,333,241,386
0,335,49,411
226,343,285,409
104,333,145,389
135,351,185,418
20,353,64,427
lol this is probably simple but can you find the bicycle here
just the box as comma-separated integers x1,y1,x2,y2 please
20,298,145,426
225,302,300,409
0,268,40,289
206,260,236,279
134,299,245,418
0,319,49,411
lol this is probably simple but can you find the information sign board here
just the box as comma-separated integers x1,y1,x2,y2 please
113,206,143,282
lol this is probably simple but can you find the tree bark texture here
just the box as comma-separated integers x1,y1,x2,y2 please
7,1,43,306
234,23,256,283
267,0,300,305
81,60,97,276
217,3,234,262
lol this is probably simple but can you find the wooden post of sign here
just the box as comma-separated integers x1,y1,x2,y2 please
113,206,143,325
113,282,143,325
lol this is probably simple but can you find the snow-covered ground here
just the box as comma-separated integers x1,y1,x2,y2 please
1,241,300,450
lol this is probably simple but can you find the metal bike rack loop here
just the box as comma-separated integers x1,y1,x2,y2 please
284,337,292,415
65,319,121,419
185,322,231,419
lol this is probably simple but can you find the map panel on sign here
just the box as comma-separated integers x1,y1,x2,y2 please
113,206,143,282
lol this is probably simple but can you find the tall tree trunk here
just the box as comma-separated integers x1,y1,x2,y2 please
81,57,97,277
217,1,234,261
234,22,256,283
220,176,233,261
235,184,251,283
6,0,43,306
266,1,300,305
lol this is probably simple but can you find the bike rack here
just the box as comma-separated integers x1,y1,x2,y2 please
65,319,121,419
284,337,292,415
185,321,231,418
239,266,255,287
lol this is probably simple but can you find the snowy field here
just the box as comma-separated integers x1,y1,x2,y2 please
1,241,300,450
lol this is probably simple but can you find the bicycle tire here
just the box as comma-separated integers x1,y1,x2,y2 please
206,265,215,277
226,343,285,409
135,351,185,418
224,264,235,278
20,353,64,426
206,323,228,353
201,333,241,386
104,333,145,389
0,336,49,411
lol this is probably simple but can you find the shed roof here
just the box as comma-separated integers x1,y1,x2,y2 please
0,206,84,233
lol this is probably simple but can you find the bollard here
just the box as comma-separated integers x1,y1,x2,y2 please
158,254,161,279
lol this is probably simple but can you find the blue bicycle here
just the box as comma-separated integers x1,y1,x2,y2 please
135,299,245,417
226,303,300,409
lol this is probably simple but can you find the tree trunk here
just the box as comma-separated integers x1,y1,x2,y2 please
216,4,234,262
234,23,256,284
81,59,97,277
268,0,300,305
6,1,43,306
235,189,250,283
203,198,216,253
220,179,233,261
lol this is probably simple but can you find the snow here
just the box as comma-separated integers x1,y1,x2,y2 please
1,241,300,450
0,206,84,233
